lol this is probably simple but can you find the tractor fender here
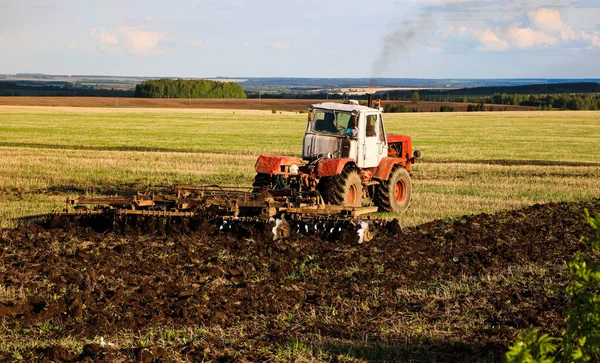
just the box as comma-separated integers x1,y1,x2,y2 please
255,154,302,175
316,158,355,177
373,157,407,181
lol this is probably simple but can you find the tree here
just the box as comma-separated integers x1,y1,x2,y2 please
512,93,520,106
411,91,420,104
135,79,246,99
492,93,503,104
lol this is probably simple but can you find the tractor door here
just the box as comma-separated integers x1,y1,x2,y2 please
360,113,387,168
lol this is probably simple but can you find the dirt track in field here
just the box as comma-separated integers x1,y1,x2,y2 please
1,199,598,362
0,96,536,112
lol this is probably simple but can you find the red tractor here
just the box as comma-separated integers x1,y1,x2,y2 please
254,98,420,213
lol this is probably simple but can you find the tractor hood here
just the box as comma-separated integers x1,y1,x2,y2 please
386,134,411,144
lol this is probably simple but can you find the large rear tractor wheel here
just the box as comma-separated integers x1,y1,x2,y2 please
375,167,412,212
319,168,363,207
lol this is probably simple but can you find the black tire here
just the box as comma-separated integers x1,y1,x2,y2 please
318,168,363,207
375,166,412,212
252,173,271,192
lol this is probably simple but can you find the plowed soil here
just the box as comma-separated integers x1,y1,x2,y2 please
1,199,599,362
0,96,536,112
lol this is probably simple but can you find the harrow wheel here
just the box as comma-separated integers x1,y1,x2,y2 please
319,167,363,207
375,166,412,213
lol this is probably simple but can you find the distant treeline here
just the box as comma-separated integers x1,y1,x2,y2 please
0,81,134,97
382,82,600,100
380,82,600,110
453,82,600,95
134,79,246,98
484,93,600,110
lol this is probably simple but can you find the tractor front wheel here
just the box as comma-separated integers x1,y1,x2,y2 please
375,167,412,212
319,168,363,207
252,173,271,192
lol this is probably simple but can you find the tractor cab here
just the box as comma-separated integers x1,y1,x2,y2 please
302,101,388,168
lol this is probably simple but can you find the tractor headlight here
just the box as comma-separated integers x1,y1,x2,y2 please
289,164,299,175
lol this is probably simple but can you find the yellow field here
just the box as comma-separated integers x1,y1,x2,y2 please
0,106,599,228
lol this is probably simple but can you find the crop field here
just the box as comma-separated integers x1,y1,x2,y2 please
0,105,599,361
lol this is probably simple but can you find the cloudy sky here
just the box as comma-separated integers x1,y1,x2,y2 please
1,0,599,78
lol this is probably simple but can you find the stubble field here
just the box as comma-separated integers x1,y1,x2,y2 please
0,105,599,362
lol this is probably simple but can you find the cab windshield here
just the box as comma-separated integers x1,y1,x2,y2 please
310,110,353,136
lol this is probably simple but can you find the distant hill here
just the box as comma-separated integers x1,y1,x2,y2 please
2,73,600,90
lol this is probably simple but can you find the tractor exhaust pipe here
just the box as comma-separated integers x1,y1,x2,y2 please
367,94,373,108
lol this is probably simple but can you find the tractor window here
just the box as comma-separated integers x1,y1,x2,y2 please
378,115,385,142
366,115,378,137
311,110,352,136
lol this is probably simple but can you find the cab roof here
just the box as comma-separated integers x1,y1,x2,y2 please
310,102,378,113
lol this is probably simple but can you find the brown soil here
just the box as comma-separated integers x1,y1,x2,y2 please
1,200,598,362
0,96,536,112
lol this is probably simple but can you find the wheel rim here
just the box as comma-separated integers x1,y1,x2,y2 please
347,184,359,206
394,179,407,203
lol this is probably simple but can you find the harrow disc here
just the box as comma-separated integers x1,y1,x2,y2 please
46,211,398,244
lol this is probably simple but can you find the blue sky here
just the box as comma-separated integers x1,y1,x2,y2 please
1,0,599,78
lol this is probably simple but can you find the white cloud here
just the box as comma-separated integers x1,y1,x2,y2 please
436,26,508,52
581,32,600,47
435,7,600,52
118,26,165,56
87,26,167,55
527,8,577,41
272,41,290,49
527,8,565,32
507,27,558,48
525,8,600,47
90,28,119,45
475,28,508,52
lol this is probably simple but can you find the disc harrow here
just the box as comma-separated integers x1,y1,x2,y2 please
49,184,399,243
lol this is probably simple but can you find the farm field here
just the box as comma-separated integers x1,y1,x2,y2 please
0,106,598,227
0,96,537,112
0,105,599,361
